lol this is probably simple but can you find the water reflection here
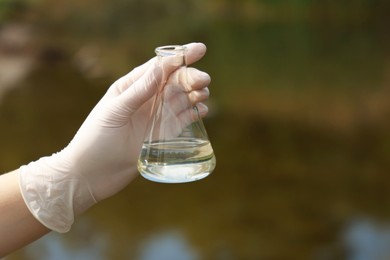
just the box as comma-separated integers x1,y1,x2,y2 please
11,216,390,260
20,227,200,260
25,234,105,260
24,219,107,260
138,231,199,260
343,218,390,260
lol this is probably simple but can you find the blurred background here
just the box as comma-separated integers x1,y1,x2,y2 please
1,0,390,259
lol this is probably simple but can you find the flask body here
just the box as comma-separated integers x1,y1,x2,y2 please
137,45,216,183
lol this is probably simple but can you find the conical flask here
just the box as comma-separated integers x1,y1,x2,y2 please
137,45,216,183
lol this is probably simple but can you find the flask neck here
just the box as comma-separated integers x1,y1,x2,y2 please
155,45,186,67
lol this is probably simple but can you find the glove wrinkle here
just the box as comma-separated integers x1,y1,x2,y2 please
19,156,97,233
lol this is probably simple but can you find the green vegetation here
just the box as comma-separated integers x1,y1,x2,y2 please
2,1,390,259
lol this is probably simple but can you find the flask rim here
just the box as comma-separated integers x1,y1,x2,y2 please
155,45,187,57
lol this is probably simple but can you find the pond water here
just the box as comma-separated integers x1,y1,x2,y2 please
1,8,390,260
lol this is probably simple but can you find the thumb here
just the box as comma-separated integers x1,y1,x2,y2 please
116,62,162,113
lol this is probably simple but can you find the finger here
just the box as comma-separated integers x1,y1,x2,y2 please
189,87,210,104
160,68,210,114
176,103,209,131
185,68,211,91
196,102,209,118
158,43,207,79
162,87,209,115
116,65,162,113
159,102,209,139
183,42,207,66
165,67,210,93
112,58,157,94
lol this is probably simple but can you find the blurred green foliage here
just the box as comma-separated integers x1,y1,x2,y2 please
2,1,390,259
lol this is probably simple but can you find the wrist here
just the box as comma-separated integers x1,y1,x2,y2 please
18,152,96,233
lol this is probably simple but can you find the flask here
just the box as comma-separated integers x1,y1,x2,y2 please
137,45,216,183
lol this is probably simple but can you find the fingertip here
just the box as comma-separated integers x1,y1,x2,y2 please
197,102,209,118
186,68,211,90
200,71,211,85
184,42,207,65
189,87,210,105
185,42,207,51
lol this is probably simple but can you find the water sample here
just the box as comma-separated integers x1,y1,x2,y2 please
137,45,216,183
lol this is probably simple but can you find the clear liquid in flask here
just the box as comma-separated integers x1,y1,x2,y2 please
138,138,216,183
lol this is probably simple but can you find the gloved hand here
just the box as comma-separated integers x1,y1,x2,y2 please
18,42,211,233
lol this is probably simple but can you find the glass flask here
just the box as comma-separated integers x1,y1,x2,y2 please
137,45,216,183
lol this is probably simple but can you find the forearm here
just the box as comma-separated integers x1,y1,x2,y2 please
0,169,49,257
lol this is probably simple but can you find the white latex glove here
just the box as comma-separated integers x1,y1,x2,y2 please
18,43,211,233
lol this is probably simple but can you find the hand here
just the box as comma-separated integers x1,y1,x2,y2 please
19,43,211,232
